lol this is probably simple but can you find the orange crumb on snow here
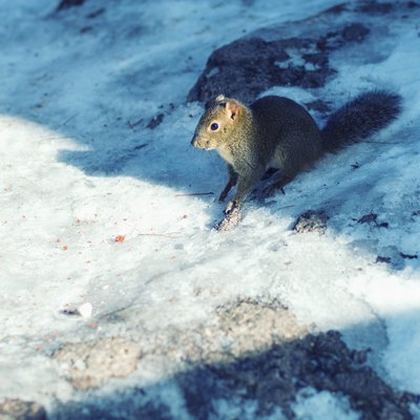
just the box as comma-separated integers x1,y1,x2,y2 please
114,235,126,243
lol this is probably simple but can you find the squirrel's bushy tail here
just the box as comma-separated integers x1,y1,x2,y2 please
321,90,401,152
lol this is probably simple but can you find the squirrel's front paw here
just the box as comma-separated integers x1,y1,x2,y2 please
215,205,242,231
224,200,238,215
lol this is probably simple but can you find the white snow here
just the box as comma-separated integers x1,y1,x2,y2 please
1,0,420,417
293,388,359,420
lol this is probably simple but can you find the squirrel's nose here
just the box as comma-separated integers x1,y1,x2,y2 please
191,136,198,147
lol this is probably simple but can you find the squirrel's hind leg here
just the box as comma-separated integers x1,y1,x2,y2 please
214,205,242,231
261,171,294,198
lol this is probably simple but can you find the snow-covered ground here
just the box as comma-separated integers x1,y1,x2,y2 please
1,0,420,418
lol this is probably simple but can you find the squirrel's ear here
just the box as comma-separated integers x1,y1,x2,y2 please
215,94,225,103
225,100,241,120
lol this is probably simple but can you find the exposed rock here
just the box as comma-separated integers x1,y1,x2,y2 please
187,19,371,104
53,337,141,390
293,210,328,234
357,1,394,14
341,22,370,42
188,35,337,104
51,299,420,418
358,213,379,224
0,399,46,420
187,0,419,105
400,252,418,260
177,331,419,419
376,255,392,264
146,113,164,129
211,299,307,359
54,397,173,420
357,213,389,228
56,0,86,12
137,298,308,366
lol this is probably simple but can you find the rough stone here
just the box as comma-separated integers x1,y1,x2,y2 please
357,1,394,14
53,337,141,390
187,16,373,104
0,399,46,420
177,331,419,419
52,299,420,418
136,298,307,366
146,113,164,129
187,0,419,105
187,35,336,104
292,210,328,234
56,0,86,12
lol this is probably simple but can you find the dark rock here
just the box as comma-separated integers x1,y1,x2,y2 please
187,0,420,106
322,3,349,14
376,255,392,264
51,300,418,418
358,213,378,224
358,1,394,14
357,213,389,228
54,395,172,420
177,331,416,419
400,252,418,260
188,36,334,104
341,23,370,42
292,210,328,233
407,1,420,8
147,113,164,129
187,4,374,105
56,0,86,12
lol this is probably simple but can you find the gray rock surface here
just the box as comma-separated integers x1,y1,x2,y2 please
56,0,86,12
188,0,419,105
293,210,329,234
52,300,418,419
53,337,142,390
0,399,46,420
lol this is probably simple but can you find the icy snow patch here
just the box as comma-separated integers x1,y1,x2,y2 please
293,388,359,420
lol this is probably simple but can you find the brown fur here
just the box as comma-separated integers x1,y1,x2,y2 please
191,91,401,220
191,95,322,213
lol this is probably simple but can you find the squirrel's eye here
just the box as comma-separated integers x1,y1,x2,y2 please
210,122,219,131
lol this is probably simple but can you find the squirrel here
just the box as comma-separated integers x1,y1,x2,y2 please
191,91,401,230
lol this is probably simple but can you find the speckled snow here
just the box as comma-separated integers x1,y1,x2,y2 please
0,0,420,418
